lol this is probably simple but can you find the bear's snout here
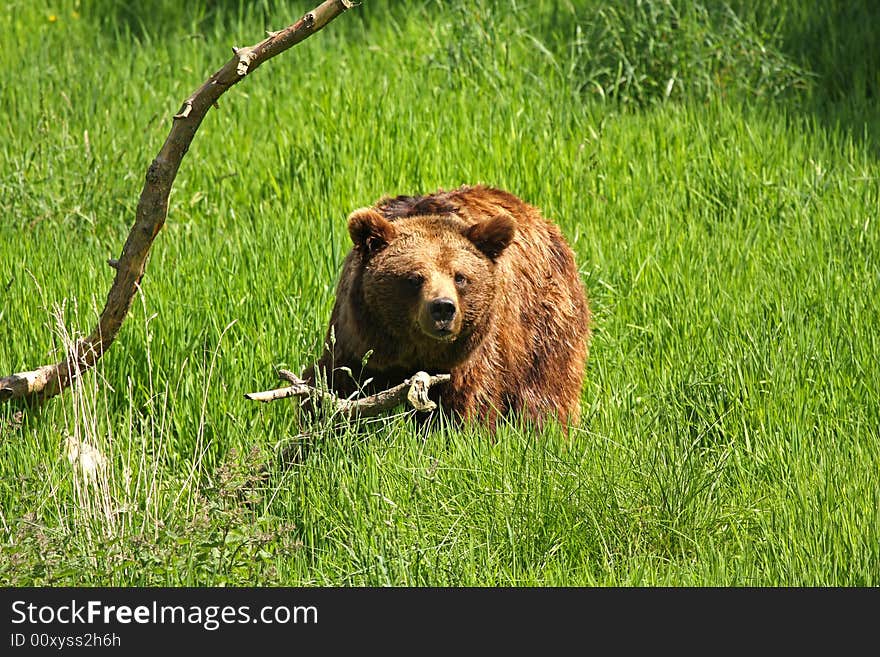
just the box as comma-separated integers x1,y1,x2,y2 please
418,292,461,342
429,297,457,324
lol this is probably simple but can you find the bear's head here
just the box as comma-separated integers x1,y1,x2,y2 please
346,207,516,370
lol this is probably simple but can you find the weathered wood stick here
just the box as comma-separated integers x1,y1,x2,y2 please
245,370,451,418
0,0,356,404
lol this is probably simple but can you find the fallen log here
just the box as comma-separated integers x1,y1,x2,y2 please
1,0,357,404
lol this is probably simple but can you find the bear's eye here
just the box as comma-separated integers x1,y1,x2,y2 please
454,272,469,288
405,273,425,289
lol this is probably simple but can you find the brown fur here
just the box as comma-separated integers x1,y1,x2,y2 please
304,185,591,427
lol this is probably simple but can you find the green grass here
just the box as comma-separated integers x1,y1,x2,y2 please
1,0,878,586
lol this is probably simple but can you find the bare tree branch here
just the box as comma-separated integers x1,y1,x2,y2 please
1,0,357,404
245,370,451,418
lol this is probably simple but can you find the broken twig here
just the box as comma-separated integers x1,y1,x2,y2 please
245,370,451,418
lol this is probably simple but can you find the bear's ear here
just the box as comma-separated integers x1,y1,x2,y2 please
348,208,397,253
463,214,516,261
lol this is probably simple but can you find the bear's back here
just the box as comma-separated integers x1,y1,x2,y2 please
377,185,538,230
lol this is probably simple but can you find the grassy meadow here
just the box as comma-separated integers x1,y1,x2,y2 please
1,0,878,585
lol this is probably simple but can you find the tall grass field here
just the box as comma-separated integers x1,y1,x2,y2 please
1,0,878,586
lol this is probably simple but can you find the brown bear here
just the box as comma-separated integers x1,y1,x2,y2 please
303,185,590,427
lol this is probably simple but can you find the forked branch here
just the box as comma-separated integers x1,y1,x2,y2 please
245,370,451,418
0,0,357,404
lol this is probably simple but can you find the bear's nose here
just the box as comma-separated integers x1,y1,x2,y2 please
429,297,457,323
